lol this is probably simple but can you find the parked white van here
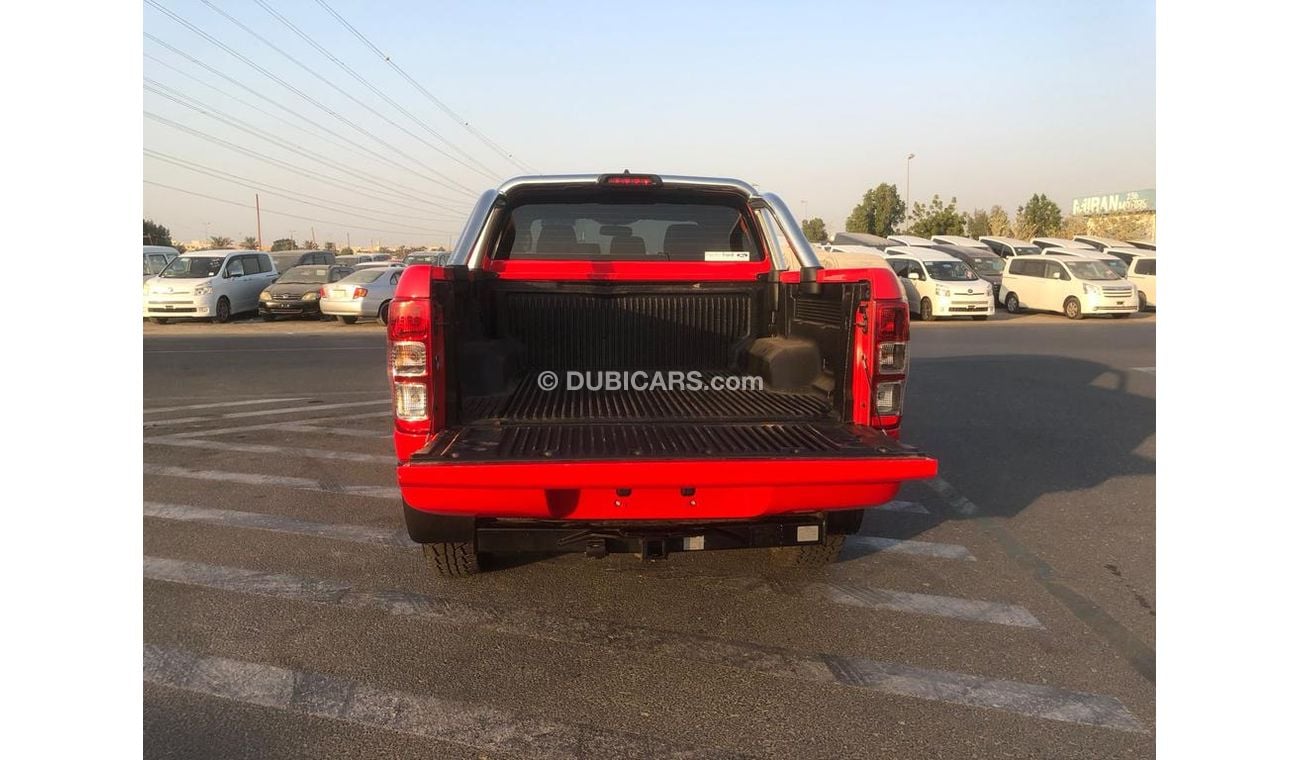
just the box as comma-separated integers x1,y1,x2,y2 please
930,235,992,251
1124,254,1156,310
999,255,1138,319
143,245,179,281
886,234,939,247
978,236,1042,258
885,248,993,321
1030,236,1093,251
1041,247,1129,277
143,250,278,323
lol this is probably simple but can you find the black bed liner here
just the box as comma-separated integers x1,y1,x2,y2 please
414,420,917,463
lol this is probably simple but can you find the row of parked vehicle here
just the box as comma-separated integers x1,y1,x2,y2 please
141,246,448,325
820,232,1157,320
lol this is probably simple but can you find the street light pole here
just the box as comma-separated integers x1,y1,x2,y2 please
905,153,915,222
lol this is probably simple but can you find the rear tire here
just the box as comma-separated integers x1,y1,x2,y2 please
341,315,358,325
378,300,391,325
771,535,846,567
919,298,935,321
1064,296,1082,320
1004,293,1020,313
1139,292,1149,311
422,542,481,577
151,317,169,325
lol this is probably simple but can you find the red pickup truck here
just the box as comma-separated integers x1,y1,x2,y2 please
388,173,938,575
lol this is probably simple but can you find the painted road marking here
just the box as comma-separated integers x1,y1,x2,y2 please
845,535,975,561
158,411,391,440
143,644,736,759
143,502,411,547
1131,366,1156,374
143,463,399,500
143,399,389,428
873,500,930,515
277,423,391,439
812,583,1042,628
144,397,309,414
144,437,393,464
144,557,1141,732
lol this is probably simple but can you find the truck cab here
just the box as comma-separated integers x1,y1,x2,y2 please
388,173,938,575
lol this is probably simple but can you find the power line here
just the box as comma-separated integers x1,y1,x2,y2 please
144,180,455,238
142,3,479,195
143,47,478,197
184,0,497,183
144,111,465,216
145,150,464,227
314,0,535,173
247,0,500,178
144,79,466,210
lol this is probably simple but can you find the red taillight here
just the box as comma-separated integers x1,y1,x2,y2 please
353,287,369,299
599,172,662,187
857,299,910,433
388,298,435,436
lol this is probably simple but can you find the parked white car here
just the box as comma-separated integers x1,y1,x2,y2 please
999,255,1138,319
1030,236,1093,251
930,235,992,251
143,250,277,323
143,245,179,281
1041,247,1129,277
978,236,1042,258
886,234,939,247
1123,253,1156,310
884,247,993,321
320,266,406,324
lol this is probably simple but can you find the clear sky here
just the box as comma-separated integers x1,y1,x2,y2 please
143,0,1155,247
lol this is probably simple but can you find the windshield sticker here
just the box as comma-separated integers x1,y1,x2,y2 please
703,251,749,262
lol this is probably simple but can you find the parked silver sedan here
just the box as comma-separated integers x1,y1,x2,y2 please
320,266,405,324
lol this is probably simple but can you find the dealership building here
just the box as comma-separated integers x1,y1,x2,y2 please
1070,188,1156,242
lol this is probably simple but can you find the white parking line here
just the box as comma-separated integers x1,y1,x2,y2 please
873,500,931,515
143,463,399,500
144,437,393,465
812,583,1042,628
158,411,392,440
846,535,975,561
143,399,389,428
144,557,1141,732
144,397,309,414
278,423,391,439
144,644,734,759
1131,366,1156,374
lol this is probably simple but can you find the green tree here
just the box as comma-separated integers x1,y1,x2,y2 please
209,235,233,249
143,219,172,247
240,236,259,250
800,217,829,243
988,205,1012,237
845,183,905,236
270,238,298,251
1014,194,1062,237
963,209,991,238
906,195,965,236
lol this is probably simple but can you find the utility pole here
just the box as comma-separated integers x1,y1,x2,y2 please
255,193,263,250
310,226,316,246
347,232,351,250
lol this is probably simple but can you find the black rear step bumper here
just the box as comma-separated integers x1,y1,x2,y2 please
404,503,863,559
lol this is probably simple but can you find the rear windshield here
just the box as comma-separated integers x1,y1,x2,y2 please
495,200,762,261
279,266,332,283
339,269,386,284
161,256,223,278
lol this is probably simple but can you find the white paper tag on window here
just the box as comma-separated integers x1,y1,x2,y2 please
703,251,750,262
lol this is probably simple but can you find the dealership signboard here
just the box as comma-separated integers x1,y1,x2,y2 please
1071,189,1156,217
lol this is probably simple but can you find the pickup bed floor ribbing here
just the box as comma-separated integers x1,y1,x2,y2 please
463,372,831,424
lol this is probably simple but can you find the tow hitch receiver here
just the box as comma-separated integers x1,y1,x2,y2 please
473,516,827,560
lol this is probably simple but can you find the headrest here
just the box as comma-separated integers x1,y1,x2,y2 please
535,225,577,254
609,235,646,256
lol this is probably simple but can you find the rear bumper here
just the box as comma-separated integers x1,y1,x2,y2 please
397,456,938,521
320,299,367,317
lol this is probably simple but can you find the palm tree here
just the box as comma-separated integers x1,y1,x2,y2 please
209,235,234,249
240,236,259,250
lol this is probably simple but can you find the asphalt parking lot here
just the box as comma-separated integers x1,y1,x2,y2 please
143,311,1156,758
